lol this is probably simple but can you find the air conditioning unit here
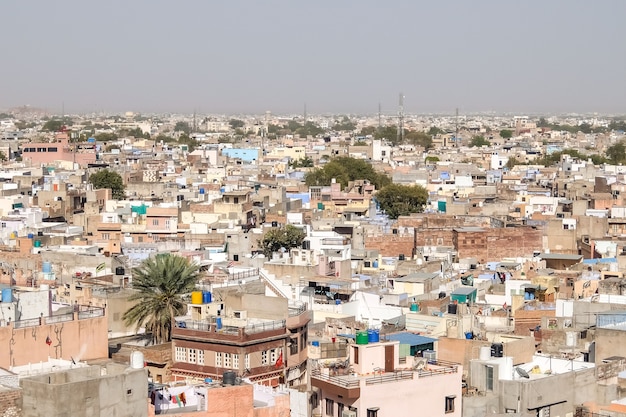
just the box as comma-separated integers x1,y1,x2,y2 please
233,310,247,319
342,411,356,417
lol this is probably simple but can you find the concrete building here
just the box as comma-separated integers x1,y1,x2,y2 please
311,337,462,417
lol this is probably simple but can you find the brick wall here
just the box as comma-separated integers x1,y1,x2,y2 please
364,235,414,258
0,388,22,417
454,226,543,263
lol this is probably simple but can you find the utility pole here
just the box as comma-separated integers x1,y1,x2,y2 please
455,107,459,147
378,102,382,129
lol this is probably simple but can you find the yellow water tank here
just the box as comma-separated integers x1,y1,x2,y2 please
191,291,203,305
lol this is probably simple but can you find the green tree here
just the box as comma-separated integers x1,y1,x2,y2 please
260,225,306,257
178,134,199,152
499,129,513,139
375,184,428,219
425,156,440,163
405,130,433,149
125,127,150,139
94,132,118,142
332,116,356,131
290,156,314,168
0,151,7,161
89,169,125,199
428,126,445,136
229,119,245,129
41,119,67,132
606,142,626,164
174,121,191,134
505,157,521,169
123,254,200,344
304,156,390,189
374,126,400,145
469,135,490,147
359,126,377,136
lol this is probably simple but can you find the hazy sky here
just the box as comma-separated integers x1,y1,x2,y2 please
1,1,624,115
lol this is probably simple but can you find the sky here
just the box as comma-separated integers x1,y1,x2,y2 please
1,1,625,115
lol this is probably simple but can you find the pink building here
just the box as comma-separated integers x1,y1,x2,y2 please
312,338,462,417
20,133,97,167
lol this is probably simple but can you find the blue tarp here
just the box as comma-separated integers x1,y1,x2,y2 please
583,258,617,264
383,332,437,346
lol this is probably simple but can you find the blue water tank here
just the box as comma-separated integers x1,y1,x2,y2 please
311,341,320,347
199,188,205,195
220,187,225,193
204,378,213,383
42,262,52,273
367,329,380,343
27,233,34,239
335,299,341,305
373,260,379,268
216,317,222,330
202,291,212,304
1,288,12,303
524,292,530,300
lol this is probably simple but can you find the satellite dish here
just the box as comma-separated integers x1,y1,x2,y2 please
414,359,427,371
583,281,591,289
515,367,530,379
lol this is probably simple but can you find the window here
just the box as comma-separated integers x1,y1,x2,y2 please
152,219,159,226
445,396,455,413
245,354,250,370
175,347,186,362
270,349,278,364
538,407,550,417
188,348,196,364
165,219,171,229
232,354,239,369
216,352,222,367
224,353,231,368
337,403,344,417
234,197,239,204
353,346,359,364
290,338,298,355
101,233,110,240
197,350,204,365
261,350,269,365
486,365,494,391
47,147,58,152
325,399,334,416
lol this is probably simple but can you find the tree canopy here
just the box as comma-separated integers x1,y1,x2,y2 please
229,119,245,129
123,254,200,344
405,131,433,149
304,156,391,189
174,121,191,134
89,169,125,199
260,224,306,257
499,129,513,139
375,184,429,219
469,135,491,147
606,141,626,164
42,119,71,132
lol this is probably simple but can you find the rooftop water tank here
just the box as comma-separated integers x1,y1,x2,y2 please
223,371,236,385
1,288,12,303
130,351,145,369
42,262,52,273
356,331,369,345
202,291,212,304
191,291,203,305
479,346,491,361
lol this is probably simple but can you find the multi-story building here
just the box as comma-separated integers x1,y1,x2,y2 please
311,337,462,417
170,288,310,388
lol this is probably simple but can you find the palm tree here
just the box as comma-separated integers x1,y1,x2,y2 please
123,254,200,344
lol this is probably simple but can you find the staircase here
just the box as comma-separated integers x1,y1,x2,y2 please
259,269,289,298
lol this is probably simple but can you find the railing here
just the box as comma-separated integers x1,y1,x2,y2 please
288,303,308,317
244,319,285,335
229,268,260,281
311,370,360,388
13,318,41,329
417,360,459,378
46,312,74,325
365,371,414,385
78,307,105,319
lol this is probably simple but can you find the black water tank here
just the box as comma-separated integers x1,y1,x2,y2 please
223,371,236,385
447,303,458,314
491,343,503,358
271,221,278,227
399,254,405,261
115,267,125,276
302,240,310,250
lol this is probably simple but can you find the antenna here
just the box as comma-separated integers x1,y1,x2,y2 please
397,93,404,144
378,102,382,129
455,107,459,147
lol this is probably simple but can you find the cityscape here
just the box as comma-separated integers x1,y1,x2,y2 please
1,2,626,417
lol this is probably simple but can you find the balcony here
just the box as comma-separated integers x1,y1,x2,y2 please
97,222,122,231
172,318,286,345
311,369,361,399
287,303,311,328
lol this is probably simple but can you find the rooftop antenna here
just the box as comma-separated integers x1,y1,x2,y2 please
397,93,405,144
